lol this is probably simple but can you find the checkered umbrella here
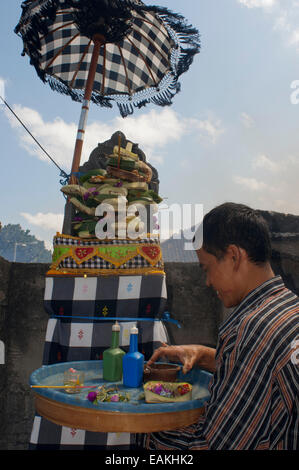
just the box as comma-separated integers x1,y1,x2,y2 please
15,0,200,176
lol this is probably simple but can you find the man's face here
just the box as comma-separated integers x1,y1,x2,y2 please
197,247,243,308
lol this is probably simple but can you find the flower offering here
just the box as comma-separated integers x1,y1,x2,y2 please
87,385,130,404
144,381,192,403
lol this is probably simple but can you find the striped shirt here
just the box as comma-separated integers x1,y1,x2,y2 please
147,276,299,450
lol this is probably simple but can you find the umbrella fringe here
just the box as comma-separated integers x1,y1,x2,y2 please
176,46,201,77
46,69,182,117
118,103,135,118
48,76,82,102
117,78,180,118
47,75,114,109
150,85,179,107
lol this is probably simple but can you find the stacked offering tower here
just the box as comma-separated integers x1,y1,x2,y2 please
29,132,169,450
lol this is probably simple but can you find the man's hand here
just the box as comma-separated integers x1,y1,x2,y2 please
146,343,216,374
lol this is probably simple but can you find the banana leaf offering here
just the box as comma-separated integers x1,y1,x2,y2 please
61,143,162,238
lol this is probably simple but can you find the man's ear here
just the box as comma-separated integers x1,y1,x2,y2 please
226,244,243,270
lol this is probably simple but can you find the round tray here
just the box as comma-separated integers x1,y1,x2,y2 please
30,360,212,433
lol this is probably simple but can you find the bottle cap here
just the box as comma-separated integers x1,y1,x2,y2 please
131,324,138,334
112,321,120,332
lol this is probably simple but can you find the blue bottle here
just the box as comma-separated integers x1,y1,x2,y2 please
122,325,144,388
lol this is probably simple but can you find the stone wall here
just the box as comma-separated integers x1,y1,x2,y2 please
0,209,299,450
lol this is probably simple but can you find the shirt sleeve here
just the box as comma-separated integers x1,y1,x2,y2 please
189,326,275,449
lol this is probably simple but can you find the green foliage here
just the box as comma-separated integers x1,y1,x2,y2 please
0,224,52,263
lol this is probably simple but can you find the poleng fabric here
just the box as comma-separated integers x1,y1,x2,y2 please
44,273,167,324
147,276,299,450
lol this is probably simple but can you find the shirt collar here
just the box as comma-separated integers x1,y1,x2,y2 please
219,275,285,336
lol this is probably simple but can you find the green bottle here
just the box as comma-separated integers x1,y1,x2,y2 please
103,322,125,382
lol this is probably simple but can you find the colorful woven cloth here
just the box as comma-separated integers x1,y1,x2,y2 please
48,233,164,276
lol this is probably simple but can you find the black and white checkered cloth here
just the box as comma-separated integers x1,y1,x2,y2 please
17,0,173,99
29,273,169,450
44,273,167,323
54,235,160,246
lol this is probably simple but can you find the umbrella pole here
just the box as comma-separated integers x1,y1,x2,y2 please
70,34,105,184
62,35,104,235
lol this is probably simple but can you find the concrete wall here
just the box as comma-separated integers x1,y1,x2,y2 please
1,210,299,449
0,260,49,450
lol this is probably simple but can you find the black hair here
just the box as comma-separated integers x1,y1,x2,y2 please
202,202,272,264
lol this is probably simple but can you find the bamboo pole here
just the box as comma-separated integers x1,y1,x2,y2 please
69,34,105,184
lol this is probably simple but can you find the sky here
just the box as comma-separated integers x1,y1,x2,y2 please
1,0,299,251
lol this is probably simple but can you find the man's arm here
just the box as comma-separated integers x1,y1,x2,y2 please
149,321,277,450
146,344,216,374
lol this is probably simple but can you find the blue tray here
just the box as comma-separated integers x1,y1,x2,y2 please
30,360,212,432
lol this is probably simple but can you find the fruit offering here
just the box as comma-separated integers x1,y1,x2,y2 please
144,381,192,403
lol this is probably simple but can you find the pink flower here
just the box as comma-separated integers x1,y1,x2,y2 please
87,391,97,402
153,384,163,394
83,188,99,201
110,394,119,402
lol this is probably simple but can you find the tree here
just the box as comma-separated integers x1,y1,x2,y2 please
0,224,52,263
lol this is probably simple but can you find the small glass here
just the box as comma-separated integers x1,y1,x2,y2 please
63,368,84,394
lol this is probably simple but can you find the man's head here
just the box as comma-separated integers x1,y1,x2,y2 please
202,202,271,263
195,202,274,308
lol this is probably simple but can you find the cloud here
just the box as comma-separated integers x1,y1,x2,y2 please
240,112,255,128
233,175,270,191
253,154,280,172
4,105,225,169
5,105,78,169
237,0,299,52
20,212,64,250
191,116,225,144
233,153,299,214
21,212,64,232
238,0,276,8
